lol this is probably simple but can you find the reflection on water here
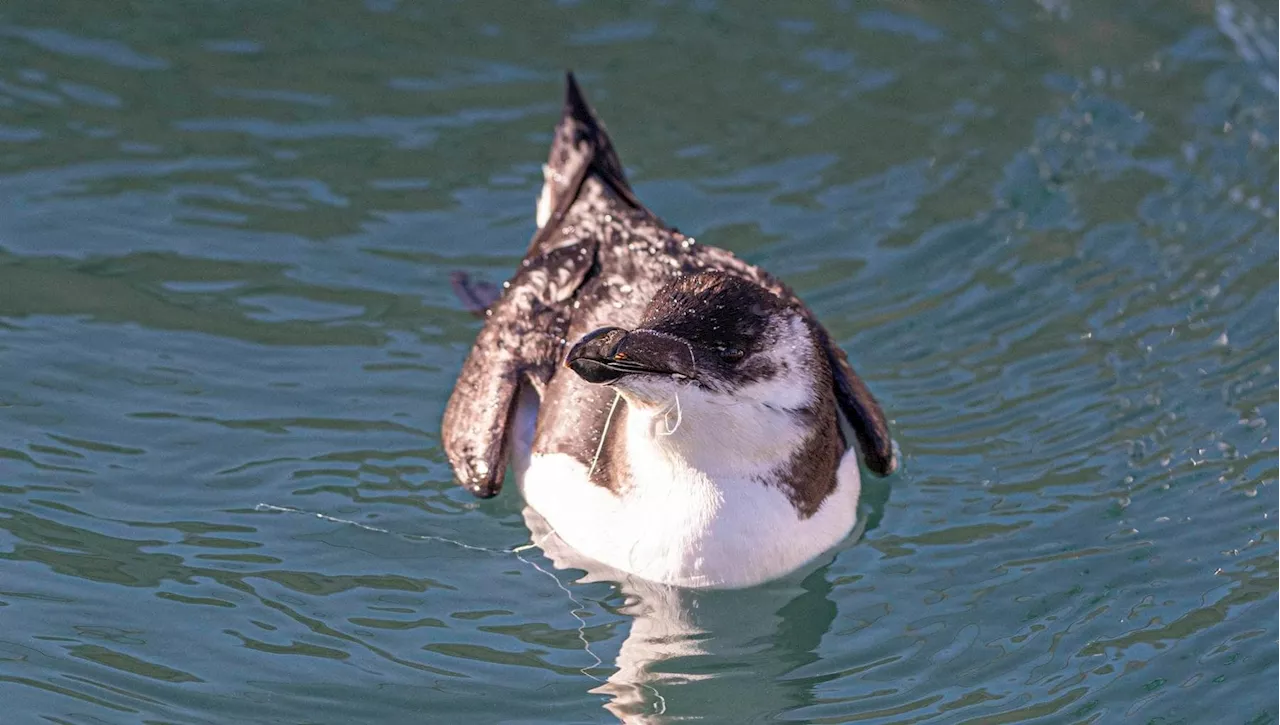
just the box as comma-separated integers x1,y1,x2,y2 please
0,0,1276,723
526,501,865,722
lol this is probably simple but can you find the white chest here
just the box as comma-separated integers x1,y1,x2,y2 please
517,437,861,589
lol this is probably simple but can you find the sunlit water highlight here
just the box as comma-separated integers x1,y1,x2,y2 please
0,1,1275,722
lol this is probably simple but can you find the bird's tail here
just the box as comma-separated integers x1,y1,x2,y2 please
534,72,642,237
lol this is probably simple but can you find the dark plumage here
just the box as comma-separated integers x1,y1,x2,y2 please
441,73,895,502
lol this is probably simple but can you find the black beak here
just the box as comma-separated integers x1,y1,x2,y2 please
565,327,698,384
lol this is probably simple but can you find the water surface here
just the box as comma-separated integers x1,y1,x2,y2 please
1,1,1276,723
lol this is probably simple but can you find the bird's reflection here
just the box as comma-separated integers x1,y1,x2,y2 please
524,507,846,724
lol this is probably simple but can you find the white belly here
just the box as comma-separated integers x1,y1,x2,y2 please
517,448,862,589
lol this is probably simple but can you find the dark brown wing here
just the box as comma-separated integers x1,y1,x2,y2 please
815,326,897,476
444,72,657,497
441,237,597,497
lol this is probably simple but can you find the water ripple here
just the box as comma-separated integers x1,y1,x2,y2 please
0,1,1274,723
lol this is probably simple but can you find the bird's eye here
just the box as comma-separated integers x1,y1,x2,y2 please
717,346,745,363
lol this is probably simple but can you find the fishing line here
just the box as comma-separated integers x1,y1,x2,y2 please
588,390,622,478
253,503,604,682
659,392,682,436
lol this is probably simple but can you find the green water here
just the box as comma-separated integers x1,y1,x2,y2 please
1,1,1276,723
